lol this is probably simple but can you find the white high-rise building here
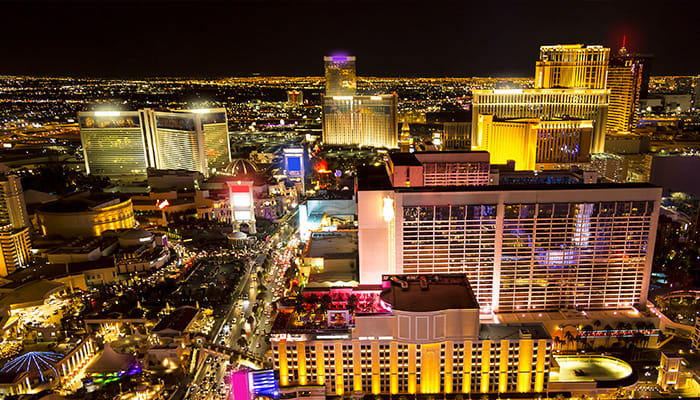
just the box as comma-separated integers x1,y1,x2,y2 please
357,163,661,313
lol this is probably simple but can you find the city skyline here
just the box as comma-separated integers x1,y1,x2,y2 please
2,13,700,396
1,0,699,78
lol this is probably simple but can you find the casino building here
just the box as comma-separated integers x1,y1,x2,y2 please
272,275,552,396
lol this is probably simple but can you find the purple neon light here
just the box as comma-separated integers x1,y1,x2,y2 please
331,56,348,61
231,370,251,400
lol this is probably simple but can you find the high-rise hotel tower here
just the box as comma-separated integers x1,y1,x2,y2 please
606,44,651,134
357,153,661,313
322,55,398,149
0,165,31,277
324,55,356,96
534,44,610,90
79,108,230,180
473,45,610,156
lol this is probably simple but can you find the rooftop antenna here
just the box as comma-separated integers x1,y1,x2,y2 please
618,35,629,56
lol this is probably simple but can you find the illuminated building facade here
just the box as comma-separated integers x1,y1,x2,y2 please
357,165,661,312
144,108,230,176
535,44,610,90
78,111,149,179
0,170,31,276
0,173,28,229
147,110,206,174
322,94,398,149
472,89,608,154
79,108,230,179
0,227,30,277
196,108,231,171
475,115,592,170
398,120,411,152
324,55,356,96
442,122,471,150
272,275,551,396
606,47,650,134
36,196,136,238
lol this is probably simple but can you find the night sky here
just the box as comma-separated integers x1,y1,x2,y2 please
1,0,698,78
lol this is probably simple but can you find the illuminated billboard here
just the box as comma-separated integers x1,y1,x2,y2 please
286,156,302,175
250,369,279,398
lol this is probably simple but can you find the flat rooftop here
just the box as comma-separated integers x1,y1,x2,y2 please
305,231,357,259
0,280,66,308
152,306,199,333
37,193,127,213
479,323,551,340
305,231,358,287
357,165,659,192
496,308,656,325
379,274,479,312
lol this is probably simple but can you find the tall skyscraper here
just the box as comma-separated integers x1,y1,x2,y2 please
0,171,29,229
473,44,610,155
322,55,398,148
322,94,399,149
196,108,231,171
146,110,207,174
606,44,651,134
79,108,230,180
357,162,661,313
324,55,356,96
0,167,31,276
535,44,610,90
79,111,150,179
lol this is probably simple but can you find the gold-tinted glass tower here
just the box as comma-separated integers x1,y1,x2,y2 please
0,170,31,277
535,44,610,89
324,55,356,96
606,45,650,134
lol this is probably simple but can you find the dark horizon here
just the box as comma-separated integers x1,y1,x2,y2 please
1,0,699,79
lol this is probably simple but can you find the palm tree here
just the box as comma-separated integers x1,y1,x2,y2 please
564,330,576,351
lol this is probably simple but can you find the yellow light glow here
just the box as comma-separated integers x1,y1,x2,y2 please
382,197,394,222
190,109,211,113
94,111,121,117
